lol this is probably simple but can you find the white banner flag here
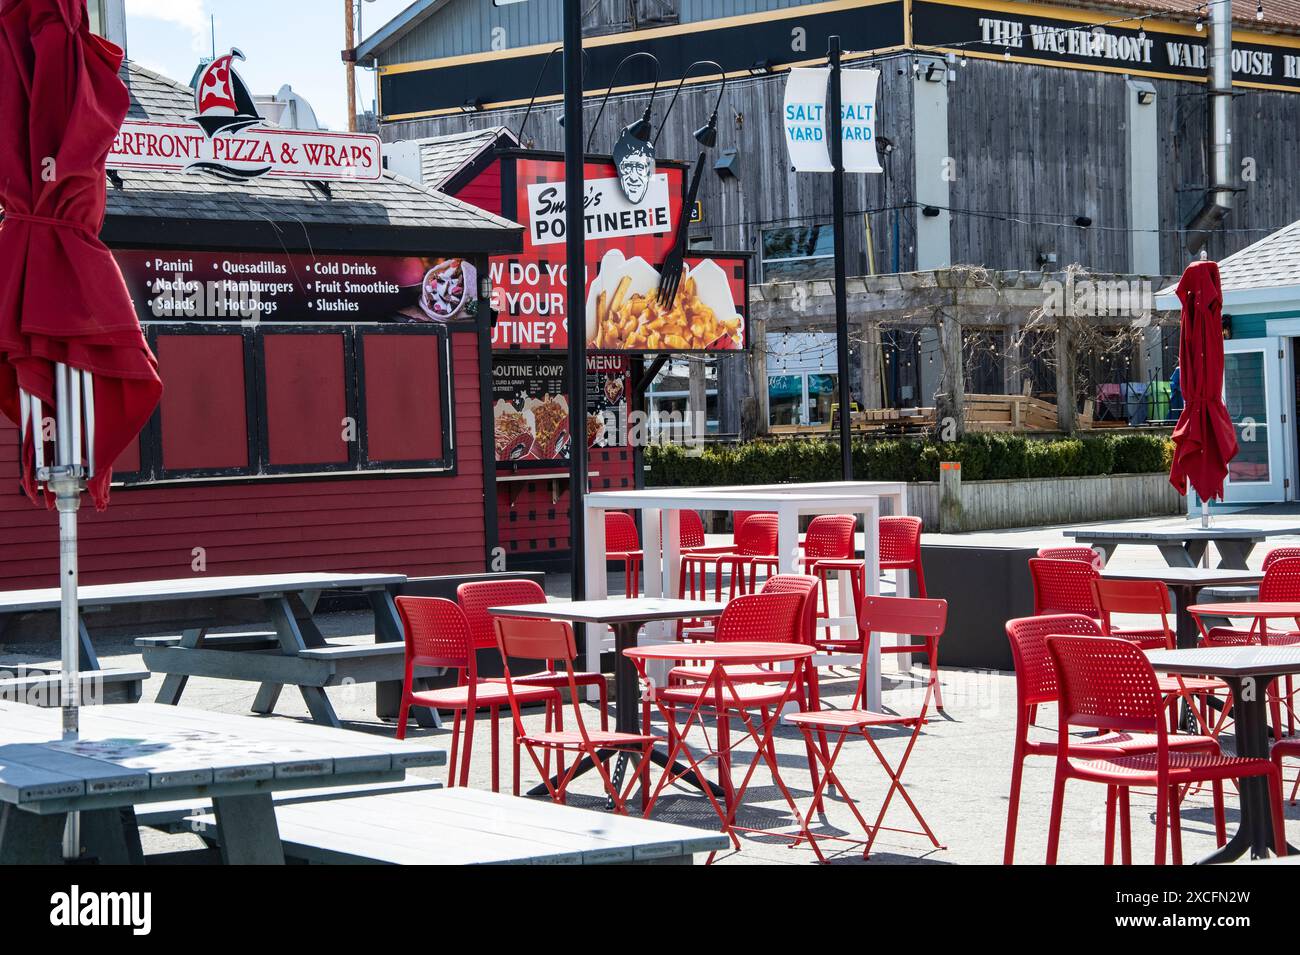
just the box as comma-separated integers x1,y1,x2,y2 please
782,67,882,174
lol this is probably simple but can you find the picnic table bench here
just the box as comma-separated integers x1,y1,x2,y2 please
174,784,728,865
0,572,433,729
0,701,444,864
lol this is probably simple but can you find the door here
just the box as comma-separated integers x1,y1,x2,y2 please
1220,337,1287,503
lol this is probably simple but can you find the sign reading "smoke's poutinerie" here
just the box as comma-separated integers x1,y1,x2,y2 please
525,174,672,245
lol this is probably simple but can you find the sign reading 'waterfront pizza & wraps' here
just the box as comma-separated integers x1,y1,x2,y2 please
108,48,382,181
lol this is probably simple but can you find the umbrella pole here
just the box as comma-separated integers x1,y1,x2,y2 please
45,364,87,859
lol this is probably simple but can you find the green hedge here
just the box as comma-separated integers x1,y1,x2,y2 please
645,432,1174,487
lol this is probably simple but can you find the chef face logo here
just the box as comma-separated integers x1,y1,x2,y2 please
613,132,655,204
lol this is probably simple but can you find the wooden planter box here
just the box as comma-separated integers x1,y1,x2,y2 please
909,472,1181,533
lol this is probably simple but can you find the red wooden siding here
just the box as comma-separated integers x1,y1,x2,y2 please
497,447,634,556
451,160,502,216
0,329,488,590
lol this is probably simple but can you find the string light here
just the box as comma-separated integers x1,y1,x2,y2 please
1003,45,1012,60
1257,0,1265,20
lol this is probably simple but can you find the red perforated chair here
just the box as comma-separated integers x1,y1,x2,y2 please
1037,545,1105,569
714,513,781,598
1044,635,1280,865
605,511,644,597
1091,578,1227,734
394,597,559,793
674,509,738,637
670,575,820,685
457,579,609,730
652,591,811,823
1202,556,1300,736
787,596,947,861
495,615,656,813
1002,614,1224,865
801,514,862,621
1029,557,1101,618
880,516,927,598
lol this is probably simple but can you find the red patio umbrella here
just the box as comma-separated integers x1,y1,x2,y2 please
0,0,161,509
1168,259,1237,512
0,0,162,857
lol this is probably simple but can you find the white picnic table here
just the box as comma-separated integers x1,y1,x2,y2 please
0,701,444,864
583,481,909,710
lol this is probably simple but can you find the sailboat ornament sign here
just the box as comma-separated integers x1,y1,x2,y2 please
108,49,382,182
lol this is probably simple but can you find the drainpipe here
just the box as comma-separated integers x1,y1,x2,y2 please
1186,0,1233,254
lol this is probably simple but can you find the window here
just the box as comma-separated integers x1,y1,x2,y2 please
761,225,834,281
87,0,105,37
127,323,454,484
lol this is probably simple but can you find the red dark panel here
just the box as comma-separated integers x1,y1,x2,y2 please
363,333,444,462
157,335,248,471
263,334,350,466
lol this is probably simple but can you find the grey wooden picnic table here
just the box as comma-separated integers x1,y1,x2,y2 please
0,701,444,864
181,785,729,865
0,573,428,729
1064,518,1300,569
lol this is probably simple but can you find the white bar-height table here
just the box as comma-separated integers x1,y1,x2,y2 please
583,483,900,709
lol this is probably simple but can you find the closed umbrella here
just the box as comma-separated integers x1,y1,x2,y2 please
1168,259,1237,524
0,0,162,855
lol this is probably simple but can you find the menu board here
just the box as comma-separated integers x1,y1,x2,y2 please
492,353,628,464
114,249,478,324
488,155,750,353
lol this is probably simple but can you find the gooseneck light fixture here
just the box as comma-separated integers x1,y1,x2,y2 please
652,60,726,148
586,51,661,152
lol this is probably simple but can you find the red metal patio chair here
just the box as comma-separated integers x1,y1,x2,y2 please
649,591,810,827
786,595,948,861
457,578,609,730
1001,614,1225,865
1029,557,1101,618
1044,635,1280,865
494,615,656,813
1036,545,1105,569
1091,577,1227,734
605,511,644,597
394,596,559,793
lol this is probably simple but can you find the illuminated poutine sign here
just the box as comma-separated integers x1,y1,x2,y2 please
108,49,382,181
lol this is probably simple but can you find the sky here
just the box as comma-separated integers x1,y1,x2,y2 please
123,0,414,131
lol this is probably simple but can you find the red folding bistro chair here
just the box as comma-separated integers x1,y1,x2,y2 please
605,511,644,597
495,615,656,813
1001,614,1225,865
394,597,559,793
1036,544,1105,568
1029,557,1101,618
1044,635,1282,865
786,595,948,861
456,578,609,730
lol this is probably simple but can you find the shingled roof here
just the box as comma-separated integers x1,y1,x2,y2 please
415,126,518,191
101,61,522,255
1214,219,1300,291
1054,0,1300,35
